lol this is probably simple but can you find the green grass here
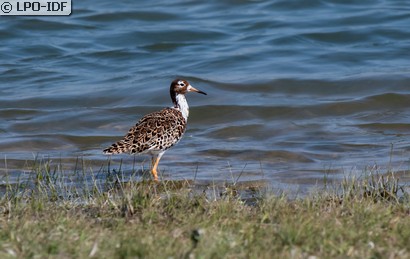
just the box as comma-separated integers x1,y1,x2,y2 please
0,159,409,258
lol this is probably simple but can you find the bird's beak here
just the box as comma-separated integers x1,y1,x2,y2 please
188,85,207,95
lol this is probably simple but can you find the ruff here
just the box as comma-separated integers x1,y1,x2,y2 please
103,79,207,180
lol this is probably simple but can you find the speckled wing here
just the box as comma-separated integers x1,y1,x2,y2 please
103,108,187,155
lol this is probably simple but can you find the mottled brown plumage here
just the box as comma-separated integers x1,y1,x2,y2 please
103,108,186,155
103,79,206,180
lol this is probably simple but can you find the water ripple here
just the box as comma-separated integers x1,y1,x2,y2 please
1,0,409,189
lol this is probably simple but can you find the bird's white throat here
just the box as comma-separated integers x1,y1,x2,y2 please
174,94,189,121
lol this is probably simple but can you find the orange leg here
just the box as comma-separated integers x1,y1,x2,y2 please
151,157,159,181
150,153,164,181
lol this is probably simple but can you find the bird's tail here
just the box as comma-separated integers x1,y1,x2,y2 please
103,140,130,154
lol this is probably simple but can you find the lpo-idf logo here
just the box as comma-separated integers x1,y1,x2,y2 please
1,0,71,15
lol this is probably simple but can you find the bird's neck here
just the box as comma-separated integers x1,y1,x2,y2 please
173,94,189,121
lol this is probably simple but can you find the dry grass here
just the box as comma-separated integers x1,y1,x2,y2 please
0,158,409,258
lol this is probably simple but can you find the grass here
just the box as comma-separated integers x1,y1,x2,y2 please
0,158,409,258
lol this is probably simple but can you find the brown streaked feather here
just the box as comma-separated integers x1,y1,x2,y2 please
103,108,186,155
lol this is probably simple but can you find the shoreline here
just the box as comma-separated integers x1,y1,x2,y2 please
0,162,409,258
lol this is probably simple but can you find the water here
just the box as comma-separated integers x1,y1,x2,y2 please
1,0,410,192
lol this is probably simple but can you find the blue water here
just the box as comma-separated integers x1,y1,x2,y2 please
1,0,409,191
